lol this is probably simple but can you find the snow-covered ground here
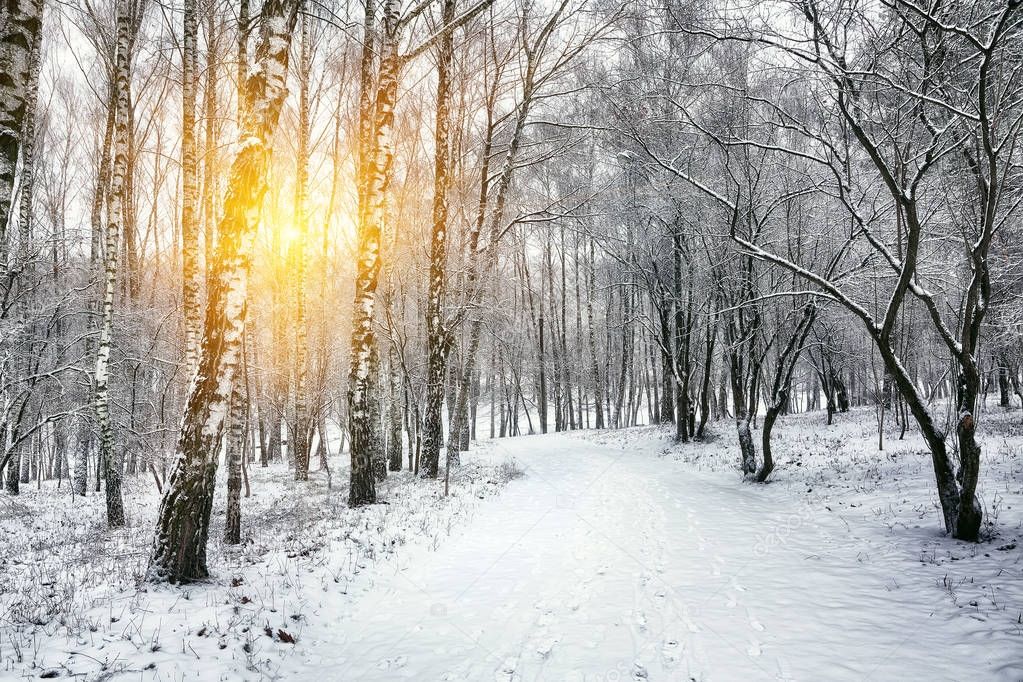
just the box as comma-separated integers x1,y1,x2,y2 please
0,455,517,680
2,406,1021,680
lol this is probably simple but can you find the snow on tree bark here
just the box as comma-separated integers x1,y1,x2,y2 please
94,0,137,527
181,0,201,376
353,0,498,487
3,25,41,497
420,0,456,480
292,0,311,482
224,374,244,544
348,0,400,505
150,0,299,582
386,346,403,471
0,0,43,264
758,305,816,483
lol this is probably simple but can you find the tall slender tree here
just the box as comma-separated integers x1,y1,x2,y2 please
95,0,141,527
420,0,457,479
292,0,312,481
348,0,497,501
151,0,300,582
181,0,201,374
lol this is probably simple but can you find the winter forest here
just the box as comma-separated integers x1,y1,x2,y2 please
1,0,1022,678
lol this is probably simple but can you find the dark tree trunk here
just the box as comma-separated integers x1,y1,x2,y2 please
757,400,783,482
387,350,403,471
659,307,675,424
998,357,1010,408
420,0,456,480
224,380,244,545
696,312,716,439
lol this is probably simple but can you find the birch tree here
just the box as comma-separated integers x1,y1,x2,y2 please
181,0,201,373
94,0,144,527
420,0,457,485
292,0,312,481
151,0,300,581
0,0,44,259
347,0,496,505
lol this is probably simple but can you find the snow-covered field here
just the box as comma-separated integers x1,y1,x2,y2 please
2,406,1021,680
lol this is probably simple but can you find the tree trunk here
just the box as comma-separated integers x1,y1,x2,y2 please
878,340,983,541
998,357,1010,408
181,0,201,373
73,421,90,495
0,0,44,255
736,415,756,478
95,0,136,528
348,0,400,504
658,307,674,424
150,0,299,581
420,0,456,480
292,0,312,481
696,312,716,439
586,238,604,429
757,401,782,483
368,350,387,481
3,27,42,497
224,377,245,545
387,348,403,471
538,307,548,434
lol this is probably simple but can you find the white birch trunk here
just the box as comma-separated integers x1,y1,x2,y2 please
151,0,300,582
0,0,43,266
94,0,136,528
292,0,311,481
181,0,201,375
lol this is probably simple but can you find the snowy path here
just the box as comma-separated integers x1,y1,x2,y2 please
279,433,1020,681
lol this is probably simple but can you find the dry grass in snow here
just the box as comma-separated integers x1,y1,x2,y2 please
0,449,516,680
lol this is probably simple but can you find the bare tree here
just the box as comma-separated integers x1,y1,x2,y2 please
686,0,1023,539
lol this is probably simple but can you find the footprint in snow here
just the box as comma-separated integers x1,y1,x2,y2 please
661,638,681,667
746,608,765,632
495,657,519,682
535,636,558,659
635,611,648,632
774,655,795,681
376,655,408,670
747,638,762,657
